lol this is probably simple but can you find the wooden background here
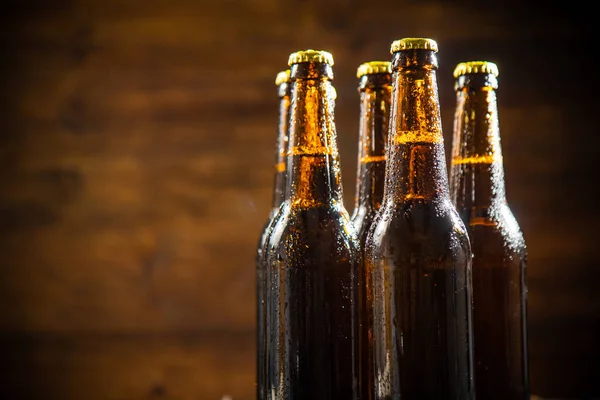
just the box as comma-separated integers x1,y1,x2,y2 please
1,0,598,399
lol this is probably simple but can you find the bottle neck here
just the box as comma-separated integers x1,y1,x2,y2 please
271,83,291,211
384,50,450,204
285,64,343,208
354,75,391,211
450,74,507,213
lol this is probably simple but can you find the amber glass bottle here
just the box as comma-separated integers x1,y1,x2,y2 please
352,61,392,244
256,69,291,400
450,61,529,400
365,38,475,399
264,50,359,400
350,61,392,400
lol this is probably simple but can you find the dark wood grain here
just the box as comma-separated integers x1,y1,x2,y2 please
0,0,597,399
0,331,254,400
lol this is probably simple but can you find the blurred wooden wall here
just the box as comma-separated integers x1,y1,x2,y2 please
1,0,598,399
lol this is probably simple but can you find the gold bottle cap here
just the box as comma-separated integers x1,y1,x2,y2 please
453,61,499,78
356,61,392,78
275,69,291,86
288,49,334,66
390,38,438,54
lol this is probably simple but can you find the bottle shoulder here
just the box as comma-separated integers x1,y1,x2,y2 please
258,212,276,241
467,204,526,243
365,199,471,257
351,205,379,241
267,200,359,250
471,207,527,258
256,206,281,259
375,198,468,232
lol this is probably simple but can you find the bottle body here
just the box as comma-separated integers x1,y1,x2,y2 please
464,208,528,400
351,156,386,238
256,212,273,400
365,40,474,400
256,71,291,400
256,207,281,400
350,63,392,400
351,66,392,241
450,63,529,400
265,54,359,400
368,197,473,399
267,199,358,399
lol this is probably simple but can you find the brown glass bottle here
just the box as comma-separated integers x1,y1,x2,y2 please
350,61,392,400
264,50,359,400
364,38,475,400
256,69,291,400
450,61,529,400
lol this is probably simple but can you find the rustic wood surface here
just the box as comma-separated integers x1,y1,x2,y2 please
0,0,598,399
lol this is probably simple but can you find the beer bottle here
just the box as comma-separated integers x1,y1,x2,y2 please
256,69,291,400
265,49,359,399
365,38,475,399
450,61,529,400
352,61,392,243
350,61,392,400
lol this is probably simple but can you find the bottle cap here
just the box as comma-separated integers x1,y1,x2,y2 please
288,49,334,66
390,38,438,54
356,61,392,78
453,61,499,78
275,69,291,85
